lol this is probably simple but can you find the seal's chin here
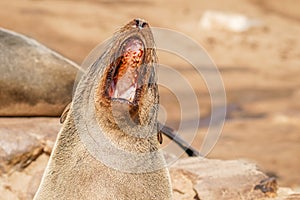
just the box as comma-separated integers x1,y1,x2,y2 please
107,37,145,104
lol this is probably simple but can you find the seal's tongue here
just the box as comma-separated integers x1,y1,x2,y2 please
109,38,144,102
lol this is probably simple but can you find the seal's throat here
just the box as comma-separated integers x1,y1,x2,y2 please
107,37,145,103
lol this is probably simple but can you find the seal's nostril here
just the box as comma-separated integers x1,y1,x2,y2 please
141,22,147,28
134,19,140,27
134,19,148,29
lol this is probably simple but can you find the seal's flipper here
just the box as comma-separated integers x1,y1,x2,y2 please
158,122,201,157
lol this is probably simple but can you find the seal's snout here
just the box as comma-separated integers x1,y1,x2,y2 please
100,18,155,107
134,18,148,29
108,37,145,103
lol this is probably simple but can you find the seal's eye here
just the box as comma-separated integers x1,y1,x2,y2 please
108,37,144,103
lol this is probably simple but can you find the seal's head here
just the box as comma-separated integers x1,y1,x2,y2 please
95,19,158,132
71,19,163,168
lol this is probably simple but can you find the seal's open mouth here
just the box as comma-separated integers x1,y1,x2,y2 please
107,37,145,103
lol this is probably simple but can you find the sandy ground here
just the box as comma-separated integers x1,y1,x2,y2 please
0,0,299,189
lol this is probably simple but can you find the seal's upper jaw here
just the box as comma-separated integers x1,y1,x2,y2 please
95,19,157,125
104,19,151,105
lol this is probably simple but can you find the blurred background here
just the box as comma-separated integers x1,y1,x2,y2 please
0,0,299,191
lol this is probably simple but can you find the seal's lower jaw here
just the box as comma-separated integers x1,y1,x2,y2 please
106,37,145,104
108,65,139,104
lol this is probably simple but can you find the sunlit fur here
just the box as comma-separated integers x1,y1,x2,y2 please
33,19,172,200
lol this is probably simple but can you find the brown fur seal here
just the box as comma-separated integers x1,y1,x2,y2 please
33,19,173,200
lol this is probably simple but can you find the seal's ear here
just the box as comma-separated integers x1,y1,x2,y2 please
157,123,163,144
157,131,163,144
60,103,71,124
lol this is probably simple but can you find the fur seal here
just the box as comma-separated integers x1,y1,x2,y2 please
33,19,173,200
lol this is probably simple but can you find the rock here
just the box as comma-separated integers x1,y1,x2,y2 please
0,28,80,116
0,154,49,200
0,117,60,174
275,187,300,200
170,157,300,200
0,118,299,200
171,168,199,199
